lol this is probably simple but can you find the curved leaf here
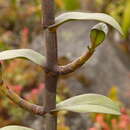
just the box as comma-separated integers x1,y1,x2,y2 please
55,94,121,115
49,12,123,35
0,125,34,130
0,49,45,66
90,23,108,48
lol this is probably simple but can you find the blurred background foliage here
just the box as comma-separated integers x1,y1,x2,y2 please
0,0,130,130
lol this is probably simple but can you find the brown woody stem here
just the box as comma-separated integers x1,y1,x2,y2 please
42,0,58,130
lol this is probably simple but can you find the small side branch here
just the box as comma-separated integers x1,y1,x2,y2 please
56,49,95,75
0,81,46,116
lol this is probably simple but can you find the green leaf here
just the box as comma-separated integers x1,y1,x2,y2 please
55,94,121,115
0,125,34,130
90,23,108,48
122,0,130,37
63,0,80,10
0,49,45,66
49,12,123,35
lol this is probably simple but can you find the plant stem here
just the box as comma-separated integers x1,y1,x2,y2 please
42,0,58,130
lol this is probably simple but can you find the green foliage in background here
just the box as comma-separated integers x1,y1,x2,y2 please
122,0,130,37
96,0,130,38
62,0,80,10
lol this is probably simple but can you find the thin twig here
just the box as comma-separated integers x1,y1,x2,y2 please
0,82,46,116
56,48,95,75
0,63,46,116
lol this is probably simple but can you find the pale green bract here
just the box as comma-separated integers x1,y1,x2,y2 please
49,12,123,35
55,94,121,115
90,23,108,47
0,49,45,66
0,125,34,130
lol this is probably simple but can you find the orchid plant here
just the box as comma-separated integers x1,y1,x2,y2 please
0,0,123,130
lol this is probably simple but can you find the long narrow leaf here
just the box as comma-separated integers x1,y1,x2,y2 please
55,94,121,115
0,49,45,66
0,125,34,130
49,12,123,35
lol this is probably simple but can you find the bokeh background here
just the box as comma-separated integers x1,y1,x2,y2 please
0,0,130,130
